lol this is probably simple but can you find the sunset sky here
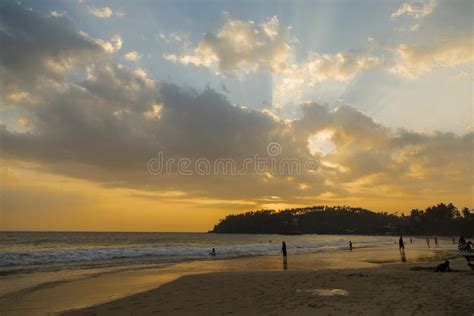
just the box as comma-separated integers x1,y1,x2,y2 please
0,0,472,231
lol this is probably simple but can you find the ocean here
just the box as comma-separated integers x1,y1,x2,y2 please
0,232,396,275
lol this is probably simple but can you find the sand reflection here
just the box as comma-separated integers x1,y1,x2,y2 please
297,288,349,296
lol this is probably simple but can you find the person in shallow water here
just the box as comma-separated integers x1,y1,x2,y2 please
209,248,216,256
281,241,288,263
399,236,405,254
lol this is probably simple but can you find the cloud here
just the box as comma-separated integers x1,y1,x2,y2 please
275,52,379,101
163,16,291,75
133,67,155,87
391,0,437,20
163,15,379,102
1,75,305,200
50,10,65,17
0,4,104,98
293,104,473,200
0,3,471,209
390,34,474,79
261,16,279,40
163,14,468,88
124,51,141,61
16,117,31,127
299,52,379,83
2,67,472,203
95,34,123,54
87,5,113,18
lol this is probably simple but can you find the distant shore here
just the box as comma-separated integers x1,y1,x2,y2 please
64,256,473,315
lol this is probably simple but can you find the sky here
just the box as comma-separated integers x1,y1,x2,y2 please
0,0,473,231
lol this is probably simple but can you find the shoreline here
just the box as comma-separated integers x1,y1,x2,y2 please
63,255,473,315
0,245,467,315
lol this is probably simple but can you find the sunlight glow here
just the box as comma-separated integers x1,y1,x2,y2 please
307,129,336,156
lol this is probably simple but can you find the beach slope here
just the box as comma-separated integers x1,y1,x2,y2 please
64,258,473,315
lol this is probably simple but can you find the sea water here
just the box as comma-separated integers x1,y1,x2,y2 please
0,232,396,274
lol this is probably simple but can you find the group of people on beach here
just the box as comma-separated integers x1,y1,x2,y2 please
208,235,473,266
396,235,446,251
423,236,440,248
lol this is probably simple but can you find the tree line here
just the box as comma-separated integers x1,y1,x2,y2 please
211,203,473,237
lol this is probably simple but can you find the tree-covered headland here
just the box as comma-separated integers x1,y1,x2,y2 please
211,203,473,236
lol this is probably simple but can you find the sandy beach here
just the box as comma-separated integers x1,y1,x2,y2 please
63,256,473,315
1,242,472,315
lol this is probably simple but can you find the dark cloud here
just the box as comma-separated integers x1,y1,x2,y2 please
2,72,472,202
0,3,103,96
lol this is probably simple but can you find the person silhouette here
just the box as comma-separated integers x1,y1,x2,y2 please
434,236,439,247
281,241,288,263
426,238,430,248
209,248,216,256
436,260,450,272
349,241,353,252
399,236,405,254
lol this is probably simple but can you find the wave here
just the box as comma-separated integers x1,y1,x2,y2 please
0,238,389,268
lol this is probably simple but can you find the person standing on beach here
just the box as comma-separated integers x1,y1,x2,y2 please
281,241,288,263
434,236,439,247
399,236,405,254
426,238,430,248
410,237,413,244
349,241,353,252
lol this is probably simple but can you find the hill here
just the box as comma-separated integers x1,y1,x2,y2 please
211,203,473,236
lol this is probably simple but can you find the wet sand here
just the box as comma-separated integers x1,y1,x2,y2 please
63,257,473,315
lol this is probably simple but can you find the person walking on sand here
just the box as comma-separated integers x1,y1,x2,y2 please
426,238,430,248
434,236,439,247
349,240,353,252
399,236,405,254
410,237,413,244
281,241,288,263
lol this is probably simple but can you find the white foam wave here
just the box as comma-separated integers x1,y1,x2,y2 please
0,239,388,267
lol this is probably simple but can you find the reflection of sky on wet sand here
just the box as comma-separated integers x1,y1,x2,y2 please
297,288,349,297
169,246,445,272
